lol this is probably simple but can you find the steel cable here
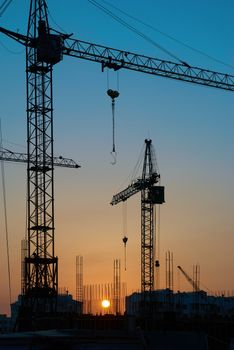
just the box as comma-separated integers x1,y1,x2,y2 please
0,119,12,306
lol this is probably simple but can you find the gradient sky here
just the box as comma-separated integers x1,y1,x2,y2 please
0,0,233,316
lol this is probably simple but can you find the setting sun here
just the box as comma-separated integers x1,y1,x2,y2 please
101,299,110,308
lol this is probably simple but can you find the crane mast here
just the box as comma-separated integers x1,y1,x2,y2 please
142,140,158,292
24,0,63,311
111,139,165,293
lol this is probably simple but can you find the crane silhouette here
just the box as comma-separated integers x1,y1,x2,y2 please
0,0,233,320
111,139,164,294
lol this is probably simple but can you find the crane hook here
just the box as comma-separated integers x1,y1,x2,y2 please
122,235,128,246
107,89,119,100
110,150,117,165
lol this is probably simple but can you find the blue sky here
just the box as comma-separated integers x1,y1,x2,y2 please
0,0,233,315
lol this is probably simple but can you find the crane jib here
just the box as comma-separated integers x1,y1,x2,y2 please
63,38,234,92
0,25,233,91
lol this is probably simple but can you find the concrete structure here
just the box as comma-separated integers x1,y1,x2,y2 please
11,293,81,328
126,289,234,318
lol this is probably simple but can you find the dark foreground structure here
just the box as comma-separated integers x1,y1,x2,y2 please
0,328,208,350
1,289,233,349
0,314,234,350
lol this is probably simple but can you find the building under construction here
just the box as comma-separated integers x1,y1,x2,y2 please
1,289,234,350
82,283,126,315
126,289,234,319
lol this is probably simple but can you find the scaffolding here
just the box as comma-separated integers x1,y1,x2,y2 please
113,259,121,315
166,251,174,291
83,283,126,315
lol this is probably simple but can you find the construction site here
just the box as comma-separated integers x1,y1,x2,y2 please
0,0,234,349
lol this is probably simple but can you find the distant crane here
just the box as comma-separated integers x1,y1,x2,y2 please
111,139,165,293
0,147,80,302
0,0,233,317
177,265,200,292
177,265,203,315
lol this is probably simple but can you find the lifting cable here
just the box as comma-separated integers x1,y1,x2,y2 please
122,201,128,271
0,119,12,305
107,72,119,164
98,0,234,70
87,0,187,65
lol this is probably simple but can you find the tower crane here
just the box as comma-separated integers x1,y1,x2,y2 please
0,0,233,316
111,139,165,293
177,265,203,315
177,265,200,292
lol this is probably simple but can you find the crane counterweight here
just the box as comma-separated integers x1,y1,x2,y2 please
37,20,64,65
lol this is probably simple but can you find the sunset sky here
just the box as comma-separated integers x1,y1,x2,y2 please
0,0,233,316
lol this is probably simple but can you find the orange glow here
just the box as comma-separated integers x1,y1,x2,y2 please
101,299,110,308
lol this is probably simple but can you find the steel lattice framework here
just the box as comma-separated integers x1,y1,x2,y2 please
0,145,80,302
0,148,80,168
1,27,234,92
113,259,121,314
111,140,163,293
141,140,155,292
24,0,57,311
63,38,234,91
